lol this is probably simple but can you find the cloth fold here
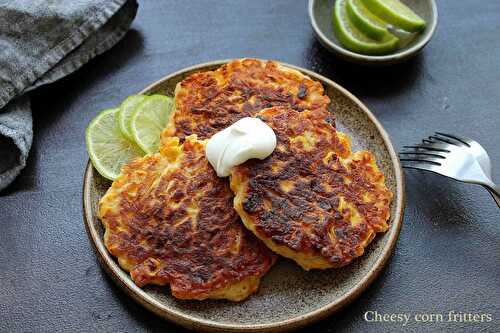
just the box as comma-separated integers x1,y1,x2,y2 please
0,0,138,191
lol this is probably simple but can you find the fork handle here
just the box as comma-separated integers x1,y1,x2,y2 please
483,183,500,208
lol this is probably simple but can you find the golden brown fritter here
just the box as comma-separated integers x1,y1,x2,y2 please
230,107,393,270
99,135,276,301
160,58,331,144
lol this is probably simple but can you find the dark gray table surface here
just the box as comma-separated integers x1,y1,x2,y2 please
1,1,499,332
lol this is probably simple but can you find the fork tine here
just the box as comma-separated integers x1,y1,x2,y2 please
432,133,469,146
427,135,459,146
403,143,451,152
435,132,472,147
399,156,443,165
400,159,441,172
399,151,446,159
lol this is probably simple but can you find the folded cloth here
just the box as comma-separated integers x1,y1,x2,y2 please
0,0,138,191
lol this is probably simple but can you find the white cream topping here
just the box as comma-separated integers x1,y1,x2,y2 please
205,117,276,177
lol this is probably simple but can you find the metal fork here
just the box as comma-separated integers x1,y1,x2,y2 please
399,132,500,208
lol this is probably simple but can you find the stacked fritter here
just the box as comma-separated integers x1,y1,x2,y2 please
99,136,276,301
161,58,330,142
99,58,392,301
230,107,393,270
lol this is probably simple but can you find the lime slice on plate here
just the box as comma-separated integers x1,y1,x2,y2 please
361,0,426,32
117,95,148,141
346,0,393,41
333,0,399,55
130,95,174,154
86,108,144,181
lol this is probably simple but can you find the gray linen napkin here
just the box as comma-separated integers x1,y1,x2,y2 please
0,0,138,191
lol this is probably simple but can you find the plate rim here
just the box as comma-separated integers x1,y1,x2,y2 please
83,59,405,332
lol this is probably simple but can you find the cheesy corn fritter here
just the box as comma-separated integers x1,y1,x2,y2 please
99,135,276,301
161,58,331,144
230,107,392,270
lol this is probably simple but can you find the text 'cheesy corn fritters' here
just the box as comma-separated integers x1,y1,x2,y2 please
230,107,393,270
161,58,331,143
99,135,276,301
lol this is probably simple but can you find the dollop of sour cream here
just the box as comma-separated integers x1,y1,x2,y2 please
206,117,276,177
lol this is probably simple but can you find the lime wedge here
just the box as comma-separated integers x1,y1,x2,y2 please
86,108,144,181
333,0,398,55
346,0,393,41
117,95,148,141
130,95,174,154
361,0,426,32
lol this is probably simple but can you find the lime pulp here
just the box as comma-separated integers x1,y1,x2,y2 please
130,95,174,154
333,0,399,55
86,108,144,181
346,0,393,41
118,95,148,141
360,0,426,32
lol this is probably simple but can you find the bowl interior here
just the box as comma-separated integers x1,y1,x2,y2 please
310,0,437,63
84,61,404,332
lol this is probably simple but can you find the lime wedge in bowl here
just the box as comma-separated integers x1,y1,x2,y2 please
117,95,148,141
333,0,398,55
346,0,394,41
131,95,174,154
86,108,144,181
361,0,426,32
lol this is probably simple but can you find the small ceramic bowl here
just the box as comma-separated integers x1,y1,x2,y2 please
308,0,438,65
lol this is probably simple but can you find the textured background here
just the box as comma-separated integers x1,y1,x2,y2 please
0,0,499,332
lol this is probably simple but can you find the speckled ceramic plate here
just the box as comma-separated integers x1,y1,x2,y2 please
83,60,405,332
